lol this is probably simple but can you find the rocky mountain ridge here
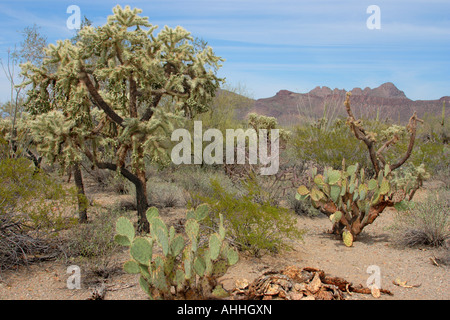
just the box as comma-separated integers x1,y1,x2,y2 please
248,82,448,125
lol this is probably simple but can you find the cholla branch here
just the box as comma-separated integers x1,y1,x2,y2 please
344,92,423,174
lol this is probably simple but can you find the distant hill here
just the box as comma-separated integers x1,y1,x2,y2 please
238,82,448,126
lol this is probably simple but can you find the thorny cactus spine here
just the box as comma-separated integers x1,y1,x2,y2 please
114,204,239,299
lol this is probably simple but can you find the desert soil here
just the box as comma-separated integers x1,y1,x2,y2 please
0,183,448,301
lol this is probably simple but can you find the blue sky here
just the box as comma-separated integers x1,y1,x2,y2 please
0,0,449,102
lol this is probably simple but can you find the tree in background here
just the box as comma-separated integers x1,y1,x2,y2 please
20,5,223,232
1,25,47,158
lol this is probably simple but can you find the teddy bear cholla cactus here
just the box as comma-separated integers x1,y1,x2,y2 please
19,5,223,232
296,92,425,246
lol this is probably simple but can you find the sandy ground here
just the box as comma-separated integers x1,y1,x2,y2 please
0,186,448,301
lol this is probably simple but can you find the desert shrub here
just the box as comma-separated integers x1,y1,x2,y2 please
0,157,78,271
147,181,184,208
291,117,375,172
173,165,238,207
0,214,55,272
84,165,133,195
392,189,449,247
0,157,78,231
198,179,304,257
62,207,127,286
64,207,124,259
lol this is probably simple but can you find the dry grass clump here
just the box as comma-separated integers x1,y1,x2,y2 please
392,189,449,248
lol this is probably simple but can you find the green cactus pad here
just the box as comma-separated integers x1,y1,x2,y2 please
123,260,140,274
218,214,226,241
116,217,135,242
311,167,318,178
360,168,365,183
212,284,230,298
114,234,131,247
379,178,390,195
163,256,175,276
227,247,239,265
146,206,159,222
310,186,325,202
364,202,371,215
139,276,151,297
353,189,359,202
314,174,325,187
372,190,381,205
342,230,353,247
154,226,169,256
204,250,213,276
349,181,356,194
170,234,185,257
330,185,341,203
186,209,195,220
153,267,168,291
175,269,185,288
329,211,343,223
328,169,341,185
130,237,153,265
384,164,391,177
340,179,347,196
297,185,310,196
209,233,221,260
195,204,209,221
169,226,175,243
212,259,228,277
193,256,206,277
184,250,193,279
378,170,384,185
150,216,168,239
368,179,378,191
346,164,358,176
185,219,200,251
359,183,368,201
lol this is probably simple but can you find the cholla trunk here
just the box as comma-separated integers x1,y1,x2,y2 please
135,170,150,233
73,162,88,223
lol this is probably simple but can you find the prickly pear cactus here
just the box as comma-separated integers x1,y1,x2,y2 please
295,161,420,245
342,230,353,247
115,204,239,299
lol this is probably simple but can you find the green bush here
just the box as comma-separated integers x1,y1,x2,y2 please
291,118,374,172
198,179,304,257
391,189,449,247
0,157,78,230
65,207,124,259
147,181,184,208
173,165,238,207
0,157,77,271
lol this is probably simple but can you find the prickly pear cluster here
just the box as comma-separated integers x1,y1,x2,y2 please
296,160,415,246
115,204,239,299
